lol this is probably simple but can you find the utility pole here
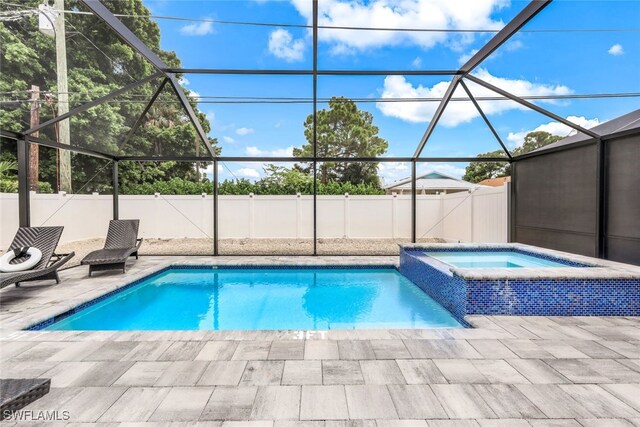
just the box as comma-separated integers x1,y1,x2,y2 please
54,0,72,193
29,85,40,191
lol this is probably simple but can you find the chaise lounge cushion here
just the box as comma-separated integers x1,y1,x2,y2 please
81,247,138,265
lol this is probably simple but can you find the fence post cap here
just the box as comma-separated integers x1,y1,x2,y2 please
154,192,160,198
92,192,99,196
344,193,349,197
249,193,254,198
201,193,206,198
59,191,67,197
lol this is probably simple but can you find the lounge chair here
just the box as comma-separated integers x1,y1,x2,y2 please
81,219,143,276
0,226,74,289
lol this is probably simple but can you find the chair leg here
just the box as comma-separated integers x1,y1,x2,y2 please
54,272,60,284
15,282,20,287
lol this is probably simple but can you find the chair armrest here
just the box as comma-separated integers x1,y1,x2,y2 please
48,252,75,269
135,238,144,250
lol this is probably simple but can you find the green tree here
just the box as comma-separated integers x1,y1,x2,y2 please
294,97,388,186
0,0,218,193
463,131,563,183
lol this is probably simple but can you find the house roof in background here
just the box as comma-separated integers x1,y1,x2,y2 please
385,171,481,191
479,176,511,187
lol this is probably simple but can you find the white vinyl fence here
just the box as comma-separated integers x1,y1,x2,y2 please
0,185,508,247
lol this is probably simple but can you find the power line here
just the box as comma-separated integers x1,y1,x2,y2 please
4,92,640,104
48,7,640,34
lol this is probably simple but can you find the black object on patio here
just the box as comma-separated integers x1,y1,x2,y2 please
81,219,143,276
0,227,75,289
0,378,51,419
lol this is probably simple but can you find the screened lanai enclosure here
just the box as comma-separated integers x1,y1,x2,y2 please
1,0,638,259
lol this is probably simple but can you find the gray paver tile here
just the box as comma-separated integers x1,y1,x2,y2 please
506,359,570,384
114,361,173,386
201,386,259,420
196,341,239,361
427,421,480,427
58,386,127,422
250,386,301,420
42,361,99,388
300,385,349,420
233,341,272,360
305,340,339,360
198,361,248,386
472,360,530,384
473,384,544,419
376,421,428,427
527,421,581,427
240,361,285,386
604,384,640,412
434,359,486,384
387,384,447,419
99,387,171,422
515,384,594,418
468,340,518,359
150,387,214,422
577,419,636,427
476,420,531,427
323,360,365,385
500,340,555,359
404,340,481,359
70,361,134,387
559,384,639,418
543,359,610,383
396,359,447,384
269,341,304,360
360,360,405,385
121,341,173,361
370,340,411,359
339,341,375,360
222,421,273,427
154,361,209,386
344,385,398,419
158,341,206,361
282,360,322,385
431,384,497,419
326,421,377,427
82,341,139,361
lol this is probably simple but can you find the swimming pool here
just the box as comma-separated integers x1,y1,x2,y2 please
424,250,572,268
39,267,462,330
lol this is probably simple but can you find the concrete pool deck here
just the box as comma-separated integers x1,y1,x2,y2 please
2,256,640,425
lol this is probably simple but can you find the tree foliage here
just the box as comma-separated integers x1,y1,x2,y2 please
294,97,388,186
0,0,217,192
463,131,563,183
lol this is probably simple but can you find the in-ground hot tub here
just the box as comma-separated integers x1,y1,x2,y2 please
399,243,640,318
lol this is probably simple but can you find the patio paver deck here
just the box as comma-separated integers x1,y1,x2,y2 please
1,256,640,425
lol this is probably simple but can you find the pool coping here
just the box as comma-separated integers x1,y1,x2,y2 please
400,243,640,280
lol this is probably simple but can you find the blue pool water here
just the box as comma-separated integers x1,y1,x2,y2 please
425,251,573,268
44,268,462,330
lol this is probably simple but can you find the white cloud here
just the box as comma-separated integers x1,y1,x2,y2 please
290,0,507,53
236,168,261,178
376,69,573,127
268,29,305,61
506,116,602,147
378,161,410,184
608,44,624,56
236,127,255,136
222,136,235,144
411,57,423,68
180,77,190,86
457,48,479,65
245,146,294,157
179,20,214,36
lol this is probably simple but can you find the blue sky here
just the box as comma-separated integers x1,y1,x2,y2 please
140,0,640,183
